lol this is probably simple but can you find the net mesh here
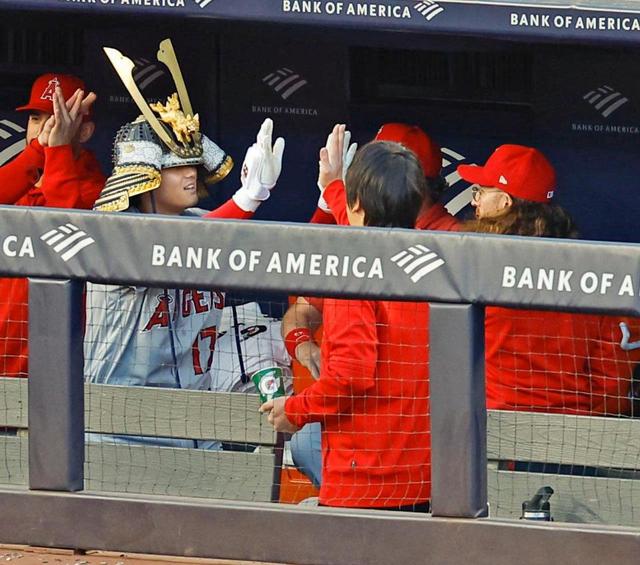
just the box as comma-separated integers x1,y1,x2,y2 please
1,279,639,522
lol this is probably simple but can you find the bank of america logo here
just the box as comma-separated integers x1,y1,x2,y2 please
40,223,95,262
0,119,26,166
414,1,444,21
193,0,214,7
133,58,167,91
262,68,308,100
390,245,445,283
583,85,629,118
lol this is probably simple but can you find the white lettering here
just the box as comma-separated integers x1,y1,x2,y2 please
151,244,165,266
309,253,322,275
517,267,534,289
248,250,262,272
580,272,599,294
207,248,221,269
352,256,367,278
2,236,17,257
368,258,384,279
186,247,202,269
600,272,614,294
287,253,306,274
266,251,283,273
558,270,573,292
618,274,635,296
166,247,182,268
325,254,339,276
502,266,517,288
229,250,247,271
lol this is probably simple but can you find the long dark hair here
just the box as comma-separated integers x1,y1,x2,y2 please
463,197,578,239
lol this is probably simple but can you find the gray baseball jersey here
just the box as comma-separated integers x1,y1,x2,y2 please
211,301,291,393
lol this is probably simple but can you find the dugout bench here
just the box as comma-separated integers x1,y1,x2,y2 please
2,376,639,526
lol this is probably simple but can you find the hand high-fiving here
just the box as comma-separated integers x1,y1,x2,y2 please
233,118,285,211
256,118,285,190
318,123,346,191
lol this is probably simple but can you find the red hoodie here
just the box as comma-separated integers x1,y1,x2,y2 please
0,140,105,377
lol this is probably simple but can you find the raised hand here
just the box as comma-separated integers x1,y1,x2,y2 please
47,86,84,148
318,123,345,190
233,119,285,211
256,118,285,190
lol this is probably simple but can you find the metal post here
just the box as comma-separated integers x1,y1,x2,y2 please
429,303,488,518
28,278,84,491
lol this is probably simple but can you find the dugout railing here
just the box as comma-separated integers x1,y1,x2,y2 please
0,205,639,565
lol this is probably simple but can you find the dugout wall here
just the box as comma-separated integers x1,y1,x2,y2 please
0,1,639,241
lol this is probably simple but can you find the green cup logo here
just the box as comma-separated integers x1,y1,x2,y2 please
251,366,285,403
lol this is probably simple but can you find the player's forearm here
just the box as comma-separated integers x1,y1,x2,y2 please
323,179,350,226
203,197,254,220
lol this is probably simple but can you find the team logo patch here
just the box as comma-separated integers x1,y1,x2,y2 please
40,77,60,102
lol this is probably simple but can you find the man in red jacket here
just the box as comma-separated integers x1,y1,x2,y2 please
262,125,432,511
0,73,105,377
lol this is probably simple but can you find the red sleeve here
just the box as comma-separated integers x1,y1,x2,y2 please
285,299,377,427
0,139,44,204
20,146,105,209
309,208,336,225
323,180,350,226
203,198,254,220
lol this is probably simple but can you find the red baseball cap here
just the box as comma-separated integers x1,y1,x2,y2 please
16,73,86,115
375,123,442,179
457,144,556,203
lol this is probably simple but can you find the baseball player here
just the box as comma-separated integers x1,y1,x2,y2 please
84,58,285,447
0,74,104,378
210,301,292,394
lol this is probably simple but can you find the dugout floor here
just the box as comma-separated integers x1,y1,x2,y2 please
0,545,288,565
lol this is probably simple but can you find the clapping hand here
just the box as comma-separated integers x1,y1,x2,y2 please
38,87,97,148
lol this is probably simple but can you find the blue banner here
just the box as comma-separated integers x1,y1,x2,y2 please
3,0,640,45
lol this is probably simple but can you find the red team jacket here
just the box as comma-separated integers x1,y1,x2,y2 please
285,298,431,508
0,139,106,377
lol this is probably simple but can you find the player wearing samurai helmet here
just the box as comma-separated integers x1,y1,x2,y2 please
85,40,285,448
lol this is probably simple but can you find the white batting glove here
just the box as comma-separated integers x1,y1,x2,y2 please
342,129,358,181
232,118,285,212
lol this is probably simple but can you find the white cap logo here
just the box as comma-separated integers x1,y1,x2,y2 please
499,175,508,185
547,190,555,199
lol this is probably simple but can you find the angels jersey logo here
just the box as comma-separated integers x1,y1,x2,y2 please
40,77,60,102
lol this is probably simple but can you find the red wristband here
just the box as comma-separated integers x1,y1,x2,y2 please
284,327,313,359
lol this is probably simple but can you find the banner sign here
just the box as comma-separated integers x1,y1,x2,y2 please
3,0,640,45
1,206,639,315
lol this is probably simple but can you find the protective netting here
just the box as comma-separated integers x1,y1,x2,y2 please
2,283,640,522
81,290,432,509
485,307,640,526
